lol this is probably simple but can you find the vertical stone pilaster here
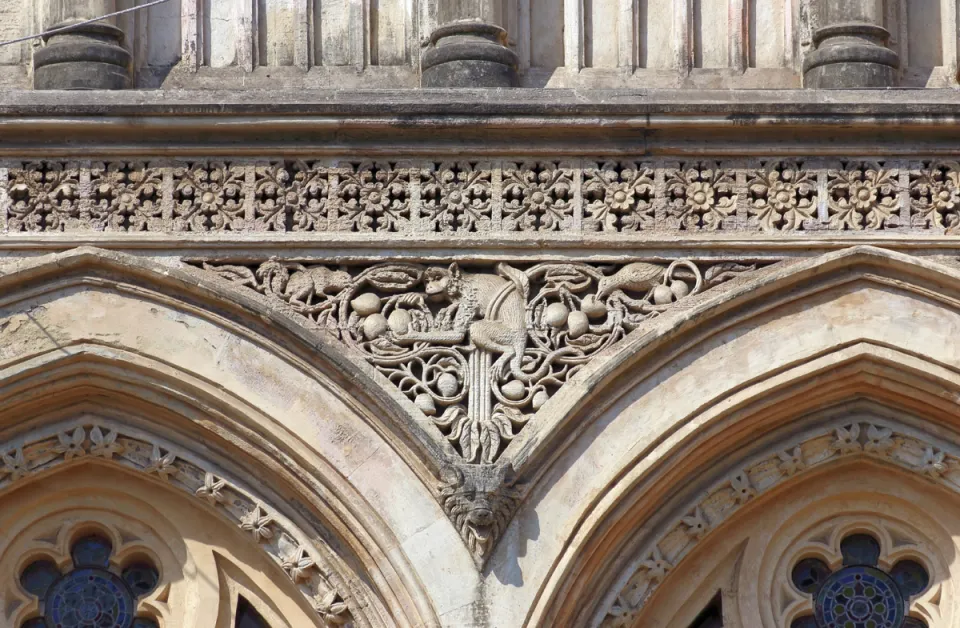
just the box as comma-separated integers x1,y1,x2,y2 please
421,1,519,88
34,0,132,90
803,0,900,88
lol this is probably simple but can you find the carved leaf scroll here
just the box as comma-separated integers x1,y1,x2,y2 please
198,258,762,466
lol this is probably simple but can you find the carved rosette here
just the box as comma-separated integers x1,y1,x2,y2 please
2,158,960,234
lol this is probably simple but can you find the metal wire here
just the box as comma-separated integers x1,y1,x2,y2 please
0,0,172,48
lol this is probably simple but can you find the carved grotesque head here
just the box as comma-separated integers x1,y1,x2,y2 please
423,263,462,300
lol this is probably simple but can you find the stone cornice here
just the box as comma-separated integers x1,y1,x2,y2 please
2,89,960,156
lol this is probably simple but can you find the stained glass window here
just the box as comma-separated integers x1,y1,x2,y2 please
18,535,160,628
235,596,271,628
789,533,930,628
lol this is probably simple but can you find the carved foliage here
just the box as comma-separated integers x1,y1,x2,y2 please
747,161,817,231
0,420,354,627
7,162,80,232
910,160,960,232
582,161,655,232
827,161,899,230
665,162,736,230
421,162,493,232
336,161,411,232
90,162,163,231
502,161,574,231
602,420,960,625
199,258,760,466
173,162,246,231
5,159,960,234
254,161,330,231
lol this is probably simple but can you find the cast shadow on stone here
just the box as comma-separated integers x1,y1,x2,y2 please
492,504,540,587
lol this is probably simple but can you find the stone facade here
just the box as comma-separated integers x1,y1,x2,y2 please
1,1,960,627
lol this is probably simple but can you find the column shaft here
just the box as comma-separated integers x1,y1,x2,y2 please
803,0,900,88
34,0,131,90
422,0,518,88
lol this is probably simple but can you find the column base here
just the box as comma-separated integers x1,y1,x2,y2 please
803,22,900,89
421,21,519,88
34,21,131,90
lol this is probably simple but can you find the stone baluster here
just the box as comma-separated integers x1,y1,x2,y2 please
34,0,132,89
421,0,519,88
803,0,900,88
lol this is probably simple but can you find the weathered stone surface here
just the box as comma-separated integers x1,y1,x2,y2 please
422,21,518,88
1,2,960,627
33,22,131,90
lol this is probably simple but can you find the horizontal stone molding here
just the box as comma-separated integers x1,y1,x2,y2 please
3,159,960,236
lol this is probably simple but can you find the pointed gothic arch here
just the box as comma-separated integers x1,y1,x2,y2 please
0,247,462,627
510,247,960,627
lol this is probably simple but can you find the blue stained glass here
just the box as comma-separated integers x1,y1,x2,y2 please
814,565,905,628
44,568,135,628
70,536,113,569
840,534,881,567
20,560,61,598
120,564,159,598
890,560,930,598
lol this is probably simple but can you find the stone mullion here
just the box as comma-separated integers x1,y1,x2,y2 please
734,164,749,231
327,161,342,232
243,164,257,228
898,162,911,230
408,163,422,234
77,162,93,230
160,165,175,223
815,166,830,226
0,164,8,233
571,159,583,232
491,161,504,231
653,161,670,231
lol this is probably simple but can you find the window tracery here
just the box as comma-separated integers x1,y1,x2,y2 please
18,533,160,628
789,532,930,628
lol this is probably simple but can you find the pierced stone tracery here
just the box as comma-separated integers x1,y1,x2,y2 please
789,532,929,628
19,534,160,628
0,419,354,628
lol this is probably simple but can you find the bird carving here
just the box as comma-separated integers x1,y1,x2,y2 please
596,262,666,298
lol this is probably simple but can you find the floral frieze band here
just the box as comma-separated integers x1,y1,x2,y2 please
2,159,959,234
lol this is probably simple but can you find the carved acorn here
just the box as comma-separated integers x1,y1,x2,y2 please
543,302,570,327
388,309,412,334
580,295,608,319
501,380,526,401
351,293,381,316
653,284,674,305
414,393,437,415
437,373,459,397
567,311,589,339
363,313,388,339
